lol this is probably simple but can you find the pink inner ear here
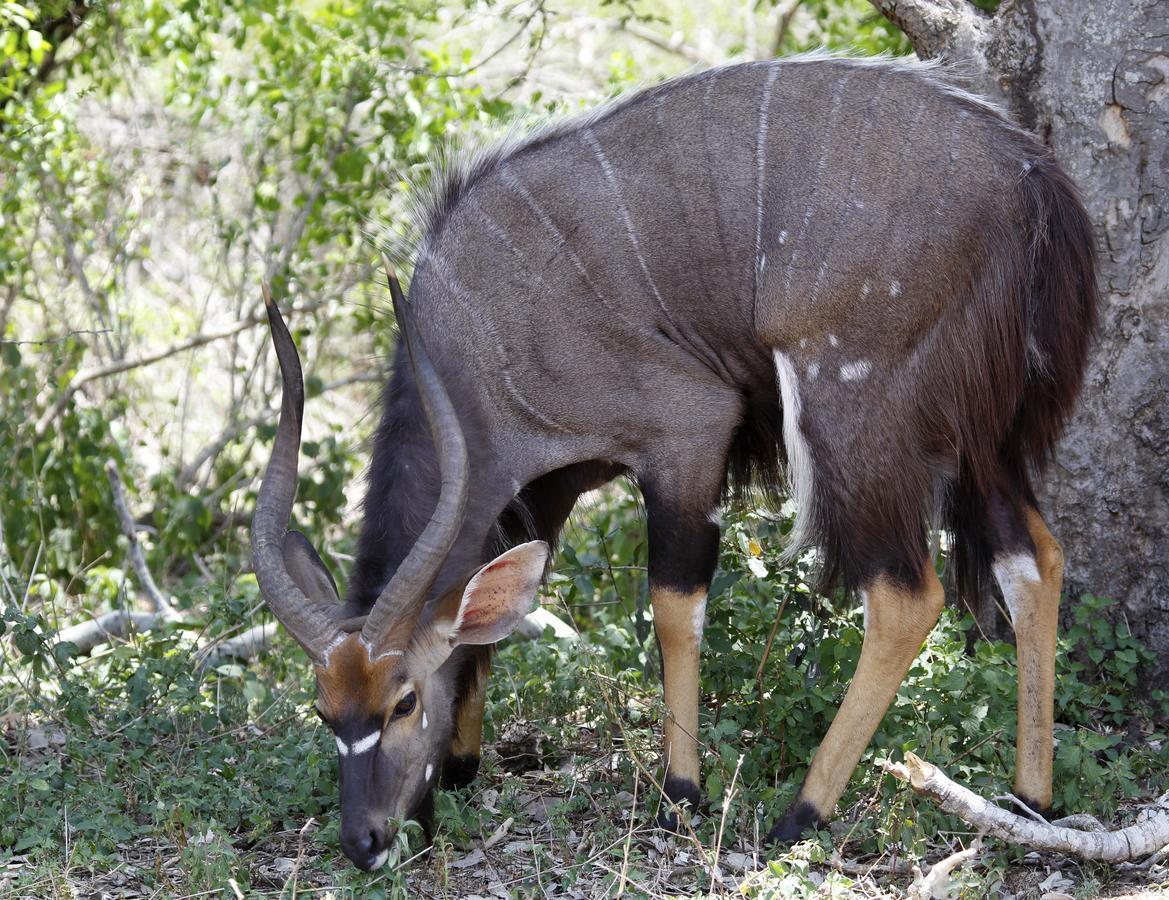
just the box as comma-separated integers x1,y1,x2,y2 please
451,542,548,646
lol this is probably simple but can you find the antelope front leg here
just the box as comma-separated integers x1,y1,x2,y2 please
652,585,708,828
442,648,490,789
768,567,944,841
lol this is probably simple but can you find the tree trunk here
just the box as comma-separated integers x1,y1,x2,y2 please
870,0,1169,671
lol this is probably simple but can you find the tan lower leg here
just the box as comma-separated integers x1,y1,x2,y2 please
797,569,944,818
999,509,1063,808
450,672,487,760
652,587,706,786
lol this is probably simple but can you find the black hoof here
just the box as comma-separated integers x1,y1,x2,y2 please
441,754,480,790
765,800,823,844
1015,794,1053,820
657,774,701,832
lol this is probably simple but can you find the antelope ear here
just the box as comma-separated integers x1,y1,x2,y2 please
282,531,340,605
449,541,549,646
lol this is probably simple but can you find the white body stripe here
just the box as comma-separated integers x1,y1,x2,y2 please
774,351,816,561
992,553,1042,626
755,63,780,292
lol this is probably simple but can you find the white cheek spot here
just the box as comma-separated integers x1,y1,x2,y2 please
335,736,349,757
806,362,820,380
371,848,389,869
422,711,429,730
425,763,434,781
839,360,872,382
889,279,902,297
992,553,1042,626
828,334,840,348
351,731,381,756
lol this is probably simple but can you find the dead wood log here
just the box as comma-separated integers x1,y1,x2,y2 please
885,753,1169,862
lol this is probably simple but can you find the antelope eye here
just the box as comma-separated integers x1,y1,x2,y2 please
392,692,417,719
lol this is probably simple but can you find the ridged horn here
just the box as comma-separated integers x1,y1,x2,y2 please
251,285,344,664
360,256,469,652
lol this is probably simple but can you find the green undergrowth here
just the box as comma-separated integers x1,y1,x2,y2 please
2,487,1166,897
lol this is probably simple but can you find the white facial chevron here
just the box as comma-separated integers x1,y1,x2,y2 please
334,731,380,757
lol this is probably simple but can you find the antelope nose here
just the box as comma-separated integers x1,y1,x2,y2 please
341,823,389,871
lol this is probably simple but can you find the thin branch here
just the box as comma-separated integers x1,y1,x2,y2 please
886,752,1169,862
197,622,280,672
0,328,112,346
32,301,321,438
105,460,172,614
867,0,985,58
172,372,380,494
771,0,805,58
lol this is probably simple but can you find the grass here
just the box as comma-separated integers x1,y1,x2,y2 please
2,487,1168,897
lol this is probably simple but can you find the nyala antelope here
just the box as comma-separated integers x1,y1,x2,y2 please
252,55,1097,870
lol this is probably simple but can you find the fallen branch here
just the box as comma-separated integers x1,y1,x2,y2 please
197,622,280,672
514,606,577,641
909,837,981,899
885,753,1169,862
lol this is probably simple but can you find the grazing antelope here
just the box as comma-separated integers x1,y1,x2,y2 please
251,54,1097,870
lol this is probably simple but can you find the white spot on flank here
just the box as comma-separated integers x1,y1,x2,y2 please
861,280,871,297
371,849,389,870
425,763,434,781
778,229,788,244
351,731,381,756
421,711,428,730
992,553,1042,626
807,362,820,380
798,337,808,349
335,736,349,757
828,334,840,348
773,352,816,560
889,279,902,297
839,360,872,382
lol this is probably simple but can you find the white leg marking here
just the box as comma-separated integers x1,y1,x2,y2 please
692,596,708,638
421,711,428,730
774,351,816,560
992,553,1042,627
351,731,381,756
839,360,872,382
371,848,389,869
335,736,350,757
425,763,434,781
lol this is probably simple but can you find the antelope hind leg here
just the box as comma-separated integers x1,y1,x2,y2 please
768,567,944,841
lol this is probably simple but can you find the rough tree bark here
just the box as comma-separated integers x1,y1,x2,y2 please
870,0,1169,671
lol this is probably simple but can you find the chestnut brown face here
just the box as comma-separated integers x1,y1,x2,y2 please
308,542,549,871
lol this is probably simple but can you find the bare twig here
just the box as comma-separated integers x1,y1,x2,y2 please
909,836,982,899
32,301,322,438
0,328,113,346
197,623,280,672
105,461,171,615
771,0,805,57
885,752,1169,862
